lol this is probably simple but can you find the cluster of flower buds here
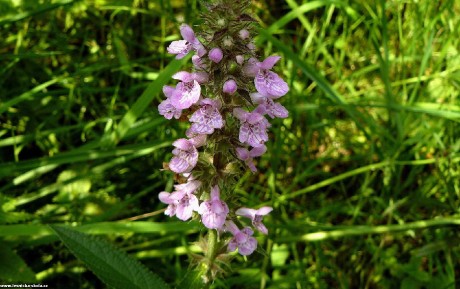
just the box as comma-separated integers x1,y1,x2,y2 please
158,1,288,256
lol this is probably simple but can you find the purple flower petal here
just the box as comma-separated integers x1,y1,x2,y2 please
191,72,209,83
172,71,193,82
171,80,201,109
235,147,250,160
255,70,289,98
258,56,281,70
250,145,267,157
189,98,224,135
227,225,257,256
256,206,273,216
179,24,197,43
173,139,193,151
233,108,249,121
198,186,229,229
169,139,198,173
158,98,182,120
167,40,191,59
235,207,256,219
163,85,176,98
242,57,259,77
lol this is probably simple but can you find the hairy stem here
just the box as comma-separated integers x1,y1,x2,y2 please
204,229,218,286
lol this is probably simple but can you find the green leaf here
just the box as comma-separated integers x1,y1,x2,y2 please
176,266,207,289
0,242,36,282
49,225,169,289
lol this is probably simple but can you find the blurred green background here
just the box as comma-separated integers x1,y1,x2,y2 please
1,0,460,288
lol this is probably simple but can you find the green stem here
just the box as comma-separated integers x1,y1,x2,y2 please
204,229,218,287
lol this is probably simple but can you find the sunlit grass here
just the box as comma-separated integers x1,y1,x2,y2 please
1,0,459,288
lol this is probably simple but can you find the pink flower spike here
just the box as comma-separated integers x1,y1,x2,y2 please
236,206,273,235
198,185,229,229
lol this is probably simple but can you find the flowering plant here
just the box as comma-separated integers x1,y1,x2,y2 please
158,0,288,283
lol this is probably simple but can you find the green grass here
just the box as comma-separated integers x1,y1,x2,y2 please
1,0,460,288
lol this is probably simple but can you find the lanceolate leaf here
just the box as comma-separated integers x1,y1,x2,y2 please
0,243,36,282
49,225,169,289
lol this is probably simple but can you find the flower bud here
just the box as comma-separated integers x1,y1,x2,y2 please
223,79,237,94
217,18,227,28
236,55,244,65
246,42,256,51
209,48,223,63
239,29,250,40
223,35,234,48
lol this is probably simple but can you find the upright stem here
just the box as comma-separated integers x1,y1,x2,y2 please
204,229,218,286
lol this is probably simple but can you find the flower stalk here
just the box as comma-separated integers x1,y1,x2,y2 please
157,0,289,282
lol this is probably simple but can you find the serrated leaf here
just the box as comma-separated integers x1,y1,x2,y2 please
49,225,169,289
0,242,36,282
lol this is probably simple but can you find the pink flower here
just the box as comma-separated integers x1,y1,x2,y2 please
238,29,250,40
235,206,273,235
235,145,267,172
198,185,229,229
170,71,209,109
158,180,201,221
225,221,258,256
188,98,224,135
167,24,206,59
233,107,270,148
250,92,288,119
243,56,289,98
169,138,199,174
